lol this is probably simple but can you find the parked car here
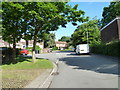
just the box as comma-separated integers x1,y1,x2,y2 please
20,49,29,55
76,44,90,54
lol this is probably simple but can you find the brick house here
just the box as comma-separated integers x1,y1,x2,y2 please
100,17,120,43
55,41,68,50
0,38,44,49
0,39,10,47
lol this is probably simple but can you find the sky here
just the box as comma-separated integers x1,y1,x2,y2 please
54,2,110,41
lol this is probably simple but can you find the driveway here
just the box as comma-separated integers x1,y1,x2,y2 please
36,51,119,88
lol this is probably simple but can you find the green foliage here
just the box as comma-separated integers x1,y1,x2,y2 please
36,45,41,50
26,45,41,51
2,48,21,64
26,47,32,52
101,1,120,27
2,2,88,43
2,2,88,62
43,33,56,48
58,36,71,42
52,47,58,50
71,19,100,47
2,2,24,44
90,41,120,57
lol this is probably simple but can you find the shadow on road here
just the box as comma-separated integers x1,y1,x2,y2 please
57,50,74,53
59,53,120,75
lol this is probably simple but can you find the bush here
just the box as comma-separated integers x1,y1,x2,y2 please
52,47,58,50
26,47,32,52
1,47,21,64
26,45,42,52
90,41,120,57
36,45,41,51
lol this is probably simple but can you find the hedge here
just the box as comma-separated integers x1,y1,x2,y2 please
1,47,21,64
26,45,42,52
90,41,120,57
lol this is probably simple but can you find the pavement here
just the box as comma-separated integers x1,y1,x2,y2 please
24,69,52,88
24,52,59,88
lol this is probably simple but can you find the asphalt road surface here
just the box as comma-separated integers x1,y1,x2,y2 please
36,51,119,88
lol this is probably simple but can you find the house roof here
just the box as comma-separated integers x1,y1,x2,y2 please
55,41,67,44
100,16,120,31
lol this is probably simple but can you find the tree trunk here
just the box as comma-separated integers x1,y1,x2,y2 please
9,43,11,48
32,35,37,63
12,39,17,64
26,40,28,48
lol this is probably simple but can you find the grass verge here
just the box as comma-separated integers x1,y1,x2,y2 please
2,56,53,88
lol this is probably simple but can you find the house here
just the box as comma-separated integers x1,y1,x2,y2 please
0,39,10,47
100,17,120,43
17,39,44,49
0,38,44,49
55,41,68,50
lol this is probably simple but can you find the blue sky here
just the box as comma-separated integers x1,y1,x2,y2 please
54,2,110,41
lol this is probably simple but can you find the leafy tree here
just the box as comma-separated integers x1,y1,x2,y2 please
71,19,100,47
0,3,2,36
2,2,88,62
0,21,3,36
58,36,71,42
21,2,88,62
44,33,56,48
101,1,120,27
2,2,24,63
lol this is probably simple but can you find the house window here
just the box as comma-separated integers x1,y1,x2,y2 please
23,45,26,48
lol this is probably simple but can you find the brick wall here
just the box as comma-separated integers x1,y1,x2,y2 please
101,19,120,43
117,19,120,40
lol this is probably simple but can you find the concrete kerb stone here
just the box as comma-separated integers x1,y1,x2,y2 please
39,61,58,88
23,61,58,89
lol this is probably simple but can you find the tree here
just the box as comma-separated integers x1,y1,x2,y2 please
2,2,89,62
21,2,89,62
58,36,71,42
2,2,24,63
44,33,56,48
71,19,100,47
101,1,120,27
0,3,2,36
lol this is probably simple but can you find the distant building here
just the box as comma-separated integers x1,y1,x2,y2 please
55,41,68,50
0,39,10,47
0,38,44,49
100,17,120,43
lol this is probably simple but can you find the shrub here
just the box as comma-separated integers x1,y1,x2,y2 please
26,47,32,52
1,47,21,64
52,47,58,50
36,45,41,51
26,45,42,52
90,41,120,57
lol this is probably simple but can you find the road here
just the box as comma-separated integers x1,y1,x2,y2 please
36,51,119,88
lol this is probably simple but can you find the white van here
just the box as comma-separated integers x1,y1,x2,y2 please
76,44,90,54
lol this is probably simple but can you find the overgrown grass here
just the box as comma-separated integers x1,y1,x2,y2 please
2,57,53,88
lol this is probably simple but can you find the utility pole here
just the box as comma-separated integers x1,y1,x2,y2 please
87,31,88,44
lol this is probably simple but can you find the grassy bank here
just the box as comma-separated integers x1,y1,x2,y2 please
2,57,53,88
